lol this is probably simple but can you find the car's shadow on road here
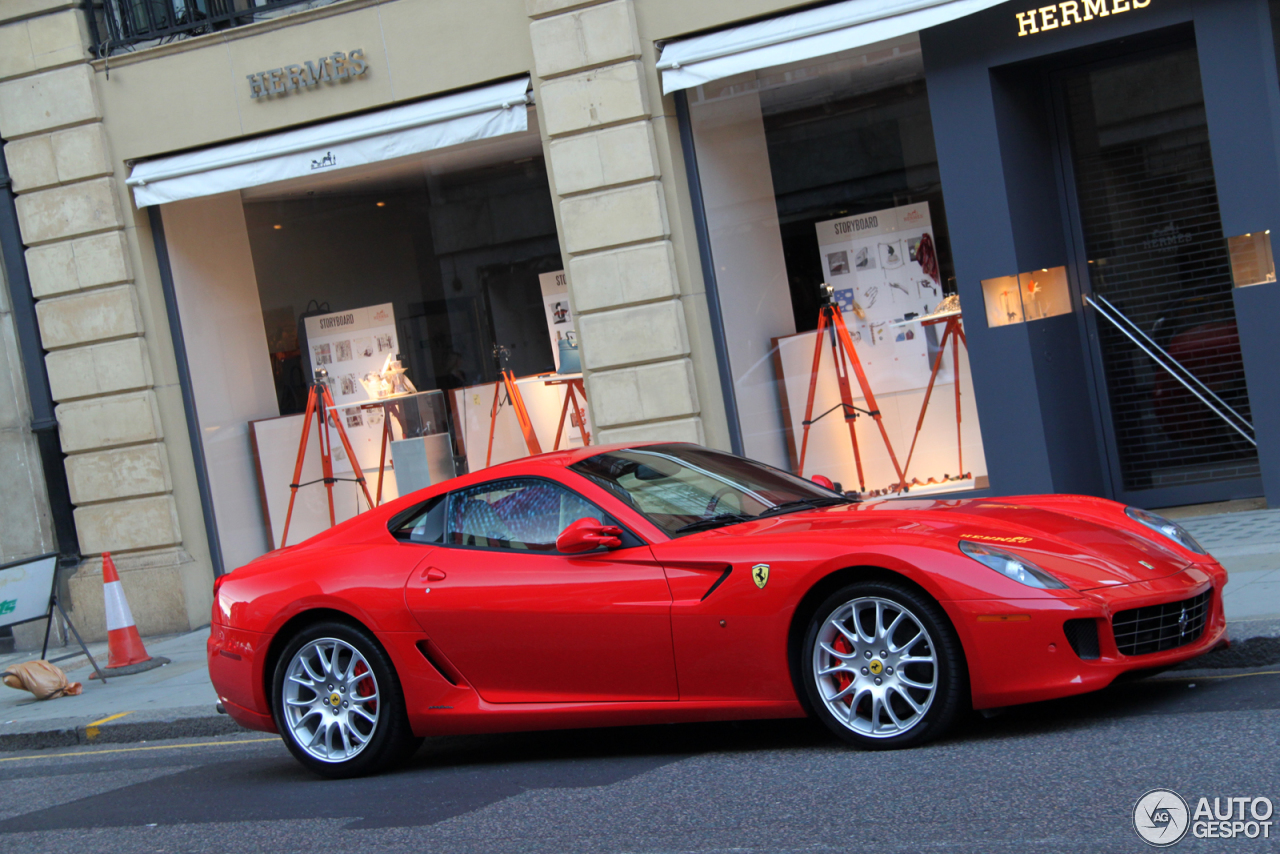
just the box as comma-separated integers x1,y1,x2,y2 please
406,667,1280,766
956,668,1280,744
2,671,1274,835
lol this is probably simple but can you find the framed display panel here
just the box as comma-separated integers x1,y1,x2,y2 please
815,203,949,394
249,413,399,550
450,373,594,472
772,329,987,495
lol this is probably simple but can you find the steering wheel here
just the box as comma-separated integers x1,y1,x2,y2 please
704,486,738,516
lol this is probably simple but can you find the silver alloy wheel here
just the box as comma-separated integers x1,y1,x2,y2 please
811,596,938,738
282,637,380,763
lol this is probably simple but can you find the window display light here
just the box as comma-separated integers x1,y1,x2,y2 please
1227,231,1276,288
980,267,1071,327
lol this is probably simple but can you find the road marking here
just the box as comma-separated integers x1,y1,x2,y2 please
84,711,132,741
1151,669,1280,682
0,737,278,763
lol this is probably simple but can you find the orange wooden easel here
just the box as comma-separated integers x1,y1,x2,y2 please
486,369,542,467
797,295,905,493
280,372,374,547
899,312,971,484
547,376,590,450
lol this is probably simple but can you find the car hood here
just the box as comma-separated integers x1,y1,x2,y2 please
721,498,1191,591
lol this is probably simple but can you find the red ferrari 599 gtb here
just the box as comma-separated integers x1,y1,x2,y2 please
209,443,1227,777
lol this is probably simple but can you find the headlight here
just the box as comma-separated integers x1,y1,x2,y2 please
1125,507,1207,555
959,540,1068,590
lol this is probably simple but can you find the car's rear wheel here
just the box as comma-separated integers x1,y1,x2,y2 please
272,620,419,778
802,581,966,749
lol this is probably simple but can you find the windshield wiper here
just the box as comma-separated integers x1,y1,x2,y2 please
673,513,754,534
758,496,854,518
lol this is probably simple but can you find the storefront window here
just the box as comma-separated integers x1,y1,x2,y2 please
686,35,987,496
244,150,562,416
161,122,584,566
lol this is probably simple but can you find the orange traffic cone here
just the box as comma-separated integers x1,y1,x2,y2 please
102,552,152,669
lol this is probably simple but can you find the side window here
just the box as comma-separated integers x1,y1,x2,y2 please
388,495,446,545
446,479,606,551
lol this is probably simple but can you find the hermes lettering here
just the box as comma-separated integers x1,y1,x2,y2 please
1016,0,1150,37
247,49,369,99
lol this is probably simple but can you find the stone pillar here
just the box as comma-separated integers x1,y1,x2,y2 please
0,1,200,639
0,214,56,565
528,0,703,445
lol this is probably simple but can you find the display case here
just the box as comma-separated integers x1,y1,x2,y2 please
1228,231,1276,288
980,266,1071,327
382,390,456,494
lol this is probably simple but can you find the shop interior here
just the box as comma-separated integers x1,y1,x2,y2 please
687,34,989,497
161,124,589,571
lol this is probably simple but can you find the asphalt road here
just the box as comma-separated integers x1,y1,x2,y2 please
0,670,1277,854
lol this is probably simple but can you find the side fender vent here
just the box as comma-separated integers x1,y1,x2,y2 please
416,640,460,686
701,566,733,601
1063,619,1101,660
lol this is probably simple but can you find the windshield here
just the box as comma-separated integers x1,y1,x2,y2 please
570,444,848,537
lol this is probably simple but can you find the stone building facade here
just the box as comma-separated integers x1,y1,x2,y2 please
0,0,763,640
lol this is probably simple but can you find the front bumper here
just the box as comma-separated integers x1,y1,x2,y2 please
944,564,1227,710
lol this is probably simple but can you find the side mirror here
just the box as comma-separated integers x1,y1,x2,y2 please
811,475,836,491
556,518,623,554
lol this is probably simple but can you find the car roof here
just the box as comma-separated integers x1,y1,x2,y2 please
485,440,690,470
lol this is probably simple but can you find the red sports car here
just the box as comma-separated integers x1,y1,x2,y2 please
209,443,1228,777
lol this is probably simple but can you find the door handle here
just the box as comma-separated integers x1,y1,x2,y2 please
421,567,446,582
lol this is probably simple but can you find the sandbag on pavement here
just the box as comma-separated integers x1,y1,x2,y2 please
1,660,82,700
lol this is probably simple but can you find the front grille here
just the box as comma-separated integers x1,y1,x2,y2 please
1063,619,1100,660
1112,589,1211,656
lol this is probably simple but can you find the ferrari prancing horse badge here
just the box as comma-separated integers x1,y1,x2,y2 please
752,564,770,589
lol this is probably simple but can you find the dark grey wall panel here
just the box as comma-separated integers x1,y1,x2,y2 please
922,26,1059,497
1196,0,1280,504
989,66,1067,274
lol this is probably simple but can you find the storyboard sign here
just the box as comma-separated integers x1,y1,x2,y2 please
539,270,574,370
304,303,399,473
815,202,951,394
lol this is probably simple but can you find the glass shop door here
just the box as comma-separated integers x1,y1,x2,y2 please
1054,41,1261,508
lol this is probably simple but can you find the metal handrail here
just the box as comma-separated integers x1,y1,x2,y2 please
1084,294,1256,447
1091,293,1254,431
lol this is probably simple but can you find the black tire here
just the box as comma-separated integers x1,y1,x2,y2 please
801,580,967,750
271,620,421,778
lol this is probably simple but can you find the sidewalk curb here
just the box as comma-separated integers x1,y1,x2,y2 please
0,714,251,753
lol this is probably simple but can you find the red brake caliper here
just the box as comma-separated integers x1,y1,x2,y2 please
353,661,376,713
831,632,854,708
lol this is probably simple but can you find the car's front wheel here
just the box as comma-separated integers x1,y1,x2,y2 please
272,620,420,778
802,581,966,749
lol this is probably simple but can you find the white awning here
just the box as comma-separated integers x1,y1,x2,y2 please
657,0,1006,94
128,76,531,208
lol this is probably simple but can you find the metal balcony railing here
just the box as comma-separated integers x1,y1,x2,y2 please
99,0,320,51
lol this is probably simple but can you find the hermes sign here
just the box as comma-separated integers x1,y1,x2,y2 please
247,49,369,99
1016,0,1151,37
